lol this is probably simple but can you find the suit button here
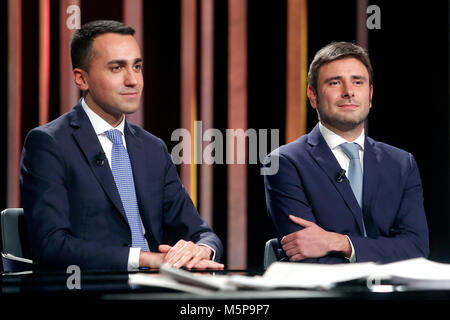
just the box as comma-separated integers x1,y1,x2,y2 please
123,243,131,247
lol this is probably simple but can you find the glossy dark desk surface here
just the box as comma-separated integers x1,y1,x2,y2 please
1,268,449,316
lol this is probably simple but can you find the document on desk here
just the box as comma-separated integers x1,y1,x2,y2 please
128,258,450,293
128,264,236,295
128,273,220,295
372,257,450,281
229,261,378,290
149,262,378,291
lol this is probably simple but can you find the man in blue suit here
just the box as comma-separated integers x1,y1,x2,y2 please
264,42,429,264
20,20,223,271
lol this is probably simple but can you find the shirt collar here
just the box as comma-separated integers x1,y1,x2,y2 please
319,122,365,151
81,98,126,136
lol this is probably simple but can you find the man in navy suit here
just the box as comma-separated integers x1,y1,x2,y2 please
264,42,429,264
20,20,223,271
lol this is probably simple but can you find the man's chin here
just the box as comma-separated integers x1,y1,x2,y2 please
121,104,141,115
323,117,366,132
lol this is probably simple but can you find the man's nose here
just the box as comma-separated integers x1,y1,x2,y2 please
124,68,138,86
341,81,355,98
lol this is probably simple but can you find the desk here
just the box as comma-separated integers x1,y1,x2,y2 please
1,269,449,317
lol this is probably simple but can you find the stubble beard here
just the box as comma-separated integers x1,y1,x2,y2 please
316,96,370,132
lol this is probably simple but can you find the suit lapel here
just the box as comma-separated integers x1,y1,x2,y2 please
124,123,160,246
306,124,366,235
362,136,380,237
69,103,127,222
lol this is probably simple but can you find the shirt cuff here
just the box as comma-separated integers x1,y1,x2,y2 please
345,235,356,263
127,247,141,271
197,243,216,261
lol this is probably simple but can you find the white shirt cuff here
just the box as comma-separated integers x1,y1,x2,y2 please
127,247,141,271
197,243,216,261
345,235,356,263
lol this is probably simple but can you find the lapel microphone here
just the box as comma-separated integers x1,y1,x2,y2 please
335,169,346,183
96,152,107,167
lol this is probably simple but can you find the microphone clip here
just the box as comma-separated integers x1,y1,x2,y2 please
96,152,106,167
335,169,346,183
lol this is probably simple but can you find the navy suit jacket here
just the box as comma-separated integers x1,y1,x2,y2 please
20,101,223,271
264,124,429,264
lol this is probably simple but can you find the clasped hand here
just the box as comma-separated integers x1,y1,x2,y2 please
140,239,224,270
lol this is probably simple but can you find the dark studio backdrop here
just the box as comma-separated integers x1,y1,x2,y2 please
1,0,449,269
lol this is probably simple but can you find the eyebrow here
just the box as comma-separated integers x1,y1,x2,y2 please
323,75,367,83
107,58,143,65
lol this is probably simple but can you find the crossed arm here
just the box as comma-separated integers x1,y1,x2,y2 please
281,215,352,262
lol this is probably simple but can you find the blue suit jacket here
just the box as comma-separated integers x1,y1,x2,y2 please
264,124,429,264
20,101,223,270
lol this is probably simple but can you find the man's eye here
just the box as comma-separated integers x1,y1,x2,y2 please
354,80,363,85
111,66,121,72
329,81,339,86
134,64,143,71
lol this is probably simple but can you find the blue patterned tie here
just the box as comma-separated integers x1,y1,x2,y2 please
340,142,367,237
105,129,148,251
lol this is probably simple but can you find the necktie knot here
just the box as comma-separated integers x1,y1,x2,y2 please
340,142,360,160
105,129,123,146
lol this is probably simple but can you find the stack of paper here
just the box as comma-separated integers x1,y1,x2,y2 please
229,261,377,290
128,258,450,294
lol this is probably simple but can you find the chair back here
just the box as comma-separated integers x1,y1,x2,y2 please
263,238,280,270
1,208,34,272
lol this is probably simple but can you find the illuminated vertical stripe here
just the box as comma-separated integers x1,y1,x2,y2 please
39,0,50,125
59,0,80,114
200,0,214,226
181,0,197,205
7,0,22,207
356,0,369,133
191,98,198,207
123,0,144,127
286,0,308,143
356,0,369,50
228,0,248,269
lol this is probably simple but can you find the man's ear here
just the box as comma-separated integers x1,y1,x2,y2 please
369,84,373,108
73,68,89,91
307,85,318,109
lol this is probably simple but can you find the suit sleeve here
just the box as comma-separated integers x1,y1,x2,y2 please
349,154,430,263
20,129,130,270
158,141,223,262
264,152,348,263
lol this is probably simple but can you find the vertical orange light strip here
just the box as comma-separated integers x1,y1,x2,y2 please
190,98,198,206
286,0,308,143
7,0,22,207
60,0,80,114
356,0,369,133
356,0,369,50
228,0,248,269
200,0,214,226
123,0,144,127
181,0,198,206
39,0,50,125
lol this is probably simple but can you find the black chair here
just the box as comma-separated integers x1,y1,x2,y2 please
1,208,35,273
263,238,280,270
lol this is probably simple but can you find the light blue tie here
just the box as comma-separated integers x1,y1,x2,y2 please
105,129,148,251
340,142,367,237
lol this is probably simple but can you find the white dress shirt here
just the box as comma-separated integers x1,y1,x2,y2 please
319,122,365,263
82,99,215,270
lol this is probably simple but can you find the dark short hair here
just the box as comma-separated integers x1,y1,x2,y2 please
70,20,135,71
307,42,373,91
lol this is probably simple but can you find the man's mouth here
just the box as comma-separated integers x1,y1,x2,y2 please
338,102,359,109
120,91,139,98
